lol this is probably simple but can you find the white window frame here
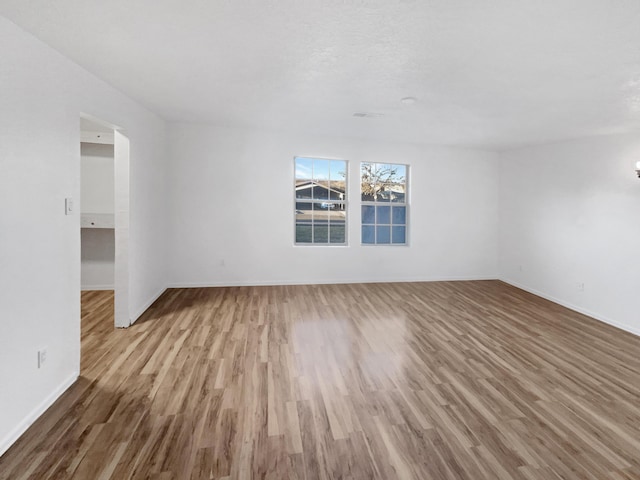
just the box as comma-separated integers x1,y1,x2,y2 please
294,157,348,246
360,162,409,246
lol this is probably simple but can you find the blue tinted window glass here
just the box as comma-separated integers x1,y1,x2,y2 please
312,159,329,181
392,206,406,225
314,224,329,243
362,225,375,244
376,226,391,244
329,160,347,202
296,224,312,243
295,158,313,181
329,223,346,244
377,205,390,224
392,226,406,244
362,205,375,224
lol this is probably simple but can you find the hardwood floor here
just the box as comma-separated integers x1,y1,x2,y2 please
1,281,640,479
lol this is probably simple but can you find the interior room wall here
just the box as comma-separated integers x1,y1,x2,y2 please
81,142,115,290
5,5,638,461
499,132,640,335
81,142,114,214
166,123,500,287
81,229,115,290
0,17,167,455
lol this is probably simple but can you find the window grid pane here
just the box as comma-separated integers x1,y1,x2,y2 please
377,205,390,224
392,206,406,225
392,226,406,244
376,226,391,244
362,225,375,244
362,205,375,224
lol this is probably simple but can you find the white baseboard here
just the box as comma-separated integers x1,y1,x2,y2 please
167,275,499,289
0,371,78,457
81,285,114,291
500,278,640,338
129,286,167,326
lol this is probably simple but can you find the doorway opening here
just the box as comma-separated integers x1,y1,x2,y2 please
80,115,130,329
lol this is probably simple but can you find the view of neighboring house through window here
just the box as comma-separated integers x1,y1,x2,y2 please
295,157,347,244
361,162,408,245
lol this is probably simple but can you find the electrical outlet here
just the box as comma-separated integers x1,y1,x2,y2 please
38,349,47,368
577,282,585,292
518,265,523,272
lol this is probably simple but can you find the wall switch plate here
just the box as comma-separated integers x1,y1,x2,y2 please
38,348,47,368
65,197,74,215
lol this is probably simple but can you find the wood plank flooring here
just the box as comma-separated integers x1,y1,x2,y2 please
1,281,640,479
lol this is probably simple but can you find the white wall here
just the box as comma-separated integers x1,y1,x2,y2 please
167,124,500,286
81,229,115,290
0,17,167,455
499,133,640,335
6,5,637,461
81,142,114,214
81,142,115,290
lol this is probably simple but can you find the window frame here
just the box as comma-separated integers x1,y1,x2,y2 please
294,156,349,246
360,162,409,246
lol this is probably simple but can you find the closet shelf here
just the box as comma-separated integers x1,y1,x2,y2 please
81,213,114,229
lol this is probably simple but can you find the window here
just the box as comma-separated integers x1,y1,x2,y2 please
361,162,408,245
295,157,347,245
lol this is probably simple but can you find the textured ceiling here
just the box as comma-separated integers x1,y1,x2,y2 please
3,0,640,149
